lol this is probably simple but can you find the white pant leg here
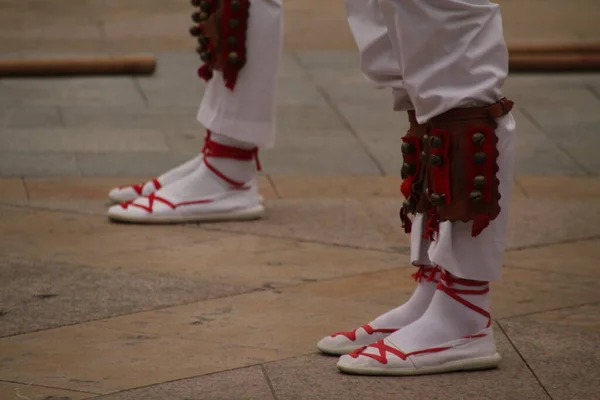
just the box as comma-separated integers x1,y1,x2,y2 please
378,0,514,281
197,0,283,148
381,0,509,124
344,0,411,110
429,114,516,282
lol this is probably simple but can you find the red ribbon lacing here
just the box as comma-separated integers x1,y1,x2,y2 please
202,130,261,187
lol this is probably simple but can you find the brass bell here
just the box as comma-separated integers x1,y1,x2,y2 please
189,25,201,37
420,151,427,162
191,0,201,6
191,11,201,22
198,35,209,46
401,141,415,155
430,192,445,205
199,11,209,20
401,162,416,178
430,154,443,166
228,51,240,64
421,134,429,146
473,152,487,165
200,0,211,11
472,132,486,146
228,36,238,47
200,51,211,63
402,197,416,213
229,19,239,28
469,190,483,202
231,0,242,10
473,175,486,188
195,45,203,55
429,136,443,148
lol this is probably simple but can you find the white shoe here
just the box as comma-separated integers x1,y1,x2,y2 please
337,327,500,376
107,155,204,204
317,325,398,356
108,178,162,204
107,182,264,223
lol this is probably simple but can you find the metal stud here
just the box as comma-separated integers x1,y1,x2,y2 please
200,0,211,11
228,36,238,47
473,175,486,188
469,190,483,203
191,12,201,22
402,197,416,213
228,51,240,65
231,0,242,10
198,35,209,46
472,132,486,146
401,163,416,179
421,134,429,146
430,192,445,205
229,19,239,28
430,154,443,167
473,152,487,165
200,51,211,63
420,151,427,162
429,136,443,148
401,142,415,155
191,0,201,6
189,25,201,37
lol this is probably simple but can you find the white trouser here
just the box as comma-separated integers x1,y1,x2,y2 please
197,0,283,148
345,0,516,282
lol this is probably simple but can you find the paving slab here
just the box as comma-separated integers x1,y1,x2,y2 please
0,129,169,153
75,152,188,177
0,178,27,204
0,152,81,177
505,238,600,278
0,382,93,400
0,78,145,107
0,256,247,338
0,323,293,394
49,234,406,291
263,327,550,400
0,205,231,265
93,366,275,400
3,106,64,129
499,304,600,400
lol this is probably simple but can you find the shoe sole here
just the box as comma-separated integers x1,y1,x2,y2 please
107,195,265,206
337,353,502,376
107,204,265,224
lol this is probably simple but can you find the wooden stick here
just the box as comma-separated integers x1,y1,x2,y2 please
0,54,157,77
509,53,600,72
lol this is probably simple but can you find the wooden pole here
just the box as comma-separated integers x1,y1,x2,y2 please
509,53,600,72
0,54,157,77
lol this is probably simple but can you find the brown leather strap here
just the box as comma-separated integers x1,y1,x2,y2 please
431,97,514,122
407,109,418,125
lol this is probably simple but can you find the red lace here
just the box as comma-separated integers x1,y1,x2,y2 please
118,178,161,195
202,130,261,187
349,268,491,364
330,324,397,341
411,265,440,283
349,340,451,363
437,270,491,328
120,192,215,212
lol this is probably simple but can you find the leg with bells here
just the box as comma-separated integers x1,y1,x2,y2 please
107,0,283,223
317,0,440,356
337,0,517,375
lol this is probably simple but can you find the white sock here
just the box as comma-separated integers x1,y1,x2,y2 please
156,155,204,185
370,266,439,329
386,269,491,351
152,132,258,201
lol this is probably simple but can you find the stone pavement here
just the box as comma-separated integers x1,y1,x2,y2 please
1,1,600,400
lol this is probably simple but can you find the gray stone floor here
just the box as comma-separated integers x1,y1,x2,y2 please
1,52,600,178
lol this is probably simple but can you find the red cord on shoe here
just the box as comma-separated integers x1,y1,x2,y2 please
202,130,261,187
437,270,491,328
330,324,397,341
411,265,440,283
349,268,492,364
118,178,161,195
